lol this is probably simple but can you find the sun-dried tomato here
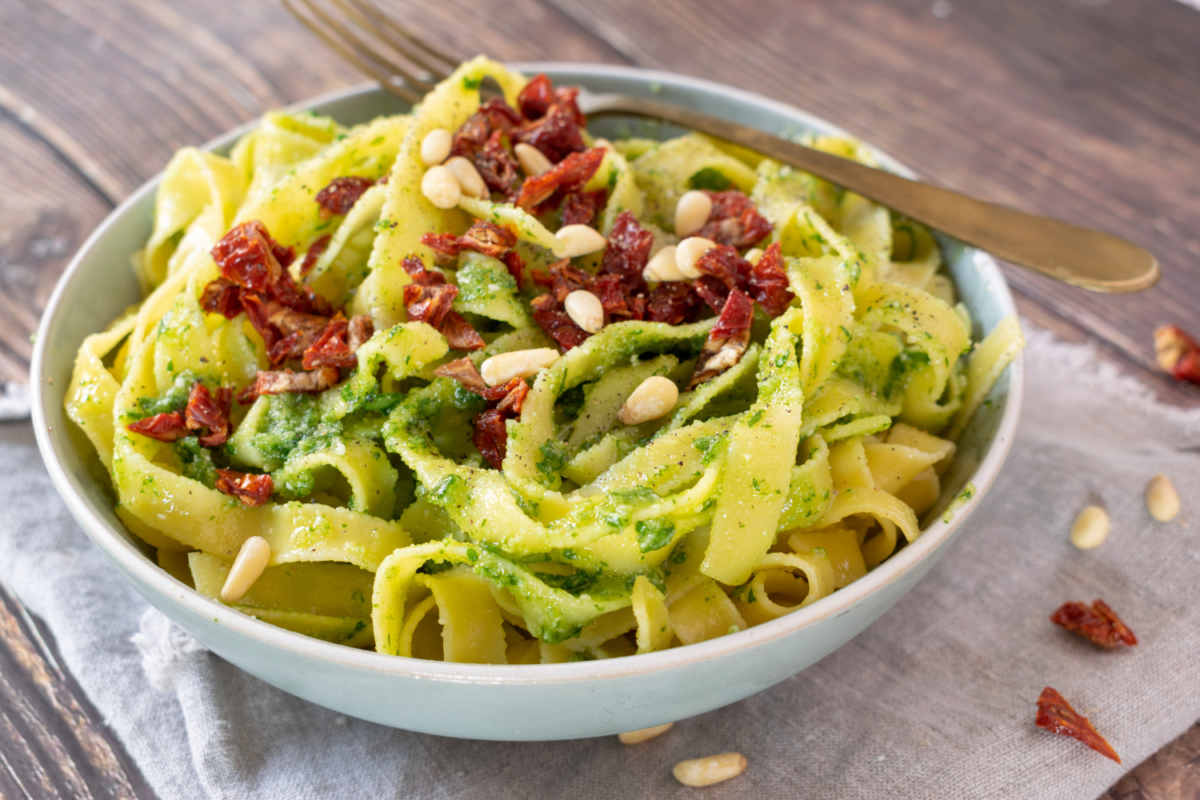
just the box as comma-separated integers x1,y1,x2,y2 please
440,311,486,351
695,190,773,249
561,189,606,227
688,288,754,390
501,249,526,290
458,220,518,258
237,367,340,405
1050,599,1137,649
421,232,461,265
695,244,752,292
514,103,586,164
404,283,459,330
747,242,794,317
348,314,373,351
315,176,375,217
451,98,523,161
1154,325,1200,386
215,469,274,507
472,408,509,469
533,260,595,303
647,281,704,325
475,129,520,195
693,275,731,313
531,294,590,352
242,294,329,366
600,211,653,288
126,411,189,442
299,235,331,276
516,73,555,120
303,313,357,370
434,357,490,395
200,278,244,318
494,378,529,414
592,274,646,323
401,254,445,285
211,221,285,293
1035,687,1121,763
184,382,232,448
514,148,606,211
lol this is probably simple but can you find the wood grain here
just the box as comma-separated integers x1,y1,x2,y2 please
0,0,1198,797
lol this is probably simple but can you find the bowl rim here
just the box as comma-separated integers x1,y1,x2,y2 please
31,61,1024,685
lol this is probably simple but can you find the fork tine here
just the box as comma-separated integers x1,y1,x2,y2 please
347,0,459,78
323,0,440,92
298,0,439,94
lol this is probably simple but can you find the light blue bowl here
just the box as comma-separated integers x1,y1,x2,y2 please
31,63,1023,740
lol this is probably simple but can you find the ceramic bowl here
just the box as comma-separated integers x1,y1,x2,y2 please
31,63,1023,740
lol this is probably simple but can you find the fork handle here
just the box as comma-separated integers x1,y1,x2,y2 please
581,93,1158,293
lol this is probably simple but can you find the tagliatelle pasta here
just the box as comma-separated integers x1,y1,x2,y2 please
67,57,1023,665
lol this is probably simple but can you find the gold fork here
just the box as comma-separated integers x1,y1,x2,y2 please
284,0,1158,294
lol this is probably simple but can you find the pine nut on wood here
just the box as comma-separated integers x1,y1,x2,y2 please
1070,505,1109,550
480,348,560,387
643,245,685,283
556,224,608,258
1146,474,1180,521
420,128,452,167
221,536,271,603
514,142,553,177
674,190,714,238
564,290,604,333
420,165,462,209
618,376,679,425
443,156,489,199
675,237,718,279
617,722,674,745
672,752,747,787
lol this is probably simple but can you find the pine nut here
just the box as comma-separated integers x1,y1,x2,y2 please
617,722,674,745
592,138,614,151
675,237,718,279
420,128,452,167
618,376,679,425
1070,505,1109,550
480,348,560,387
744,247,765,265
674,190,714,238
556,224,608,259
564,290,604,334
1146,474,1180,521
221,536,271,603
643,245,685,283
514,142,553,177
443,156,489,199
420,165,462,209
672,753,747,787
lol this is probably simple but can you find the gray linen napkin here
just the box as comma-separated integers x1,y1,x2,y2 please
2,324,1198,800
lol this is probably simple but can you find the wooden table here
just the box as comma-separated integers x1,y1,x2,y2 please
1,0,1197,796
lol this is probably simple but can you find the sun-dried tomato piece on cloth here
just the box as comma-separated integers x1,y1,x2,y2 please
531,294,590,352
688,288,754,390
1035,687,1121,763
237,367,340,405
694,190,773,249
1154,325,1200,386
1050,599,1137,649
315,176,375,217
126,412,189,442
747,242,795,317
184,382,232,448
215,469,274,507
514,148,605,211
